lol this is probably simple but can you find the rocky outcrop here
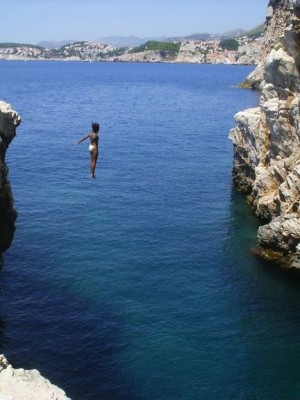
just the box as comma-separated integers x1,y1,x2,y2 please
236,43,262,66
0,354,70,399
240,0,291,89
0,101,21,267
229,0,300,268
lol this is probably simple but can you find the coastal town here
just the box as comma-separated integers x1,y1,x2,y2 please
0,32,263,65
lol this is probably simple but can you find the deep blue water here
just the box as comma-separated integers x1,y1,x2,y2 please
1,62,300,399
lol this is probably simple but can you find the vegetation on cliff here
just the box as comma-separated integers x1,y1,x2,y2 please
220,38,239,51
128,41,181,54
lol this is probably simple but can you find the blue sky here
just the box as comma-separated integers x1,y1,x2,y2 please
3,0,268,43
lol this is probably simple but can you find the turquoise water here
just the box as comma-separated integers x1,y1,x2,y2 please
1,62,300,399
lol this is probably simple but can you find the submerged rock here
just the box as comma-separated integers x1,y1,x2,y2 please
230,0,300,268
0,101,21,266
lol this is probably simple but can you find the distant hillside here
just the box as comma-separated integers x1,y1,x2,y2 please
221,28,247,38
96,36,167,48
96,25,264,48
37,40,77,49
220,24,264,39
98,32,233,48
244,23,265,38
179,33,213,41
0,42,43,49
35,23,265,50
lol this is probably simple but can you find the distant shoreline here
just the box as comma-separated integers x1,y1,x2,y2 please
0,58,258,66
0,36,263,65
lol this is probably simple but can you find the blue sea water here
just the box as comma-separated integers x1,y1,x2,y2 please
1,61,300,399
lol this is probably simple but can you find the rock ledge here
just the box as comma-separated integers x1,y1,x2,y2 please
0,355,70,400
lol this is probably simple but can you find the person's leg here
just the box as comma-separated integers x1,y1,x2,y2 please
90,152,98,178
90,153,94,178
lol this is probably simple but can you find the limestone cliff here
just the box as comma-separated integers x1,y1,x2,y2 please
240,0,291,89
229,0,300,267
0,354,70,399
0,101,21,267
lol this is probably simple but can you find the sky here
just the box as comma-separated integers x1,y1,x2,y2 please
2,0,269,44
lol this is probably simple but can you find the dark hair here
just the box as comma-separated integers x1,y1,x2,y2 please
92,122,100,133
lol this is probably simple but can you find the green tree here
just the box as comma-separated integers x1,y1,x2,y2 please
129,41,181,54
220,38,239,51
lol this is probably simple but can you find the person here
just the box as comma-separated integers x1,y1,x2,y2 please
76,122,100,178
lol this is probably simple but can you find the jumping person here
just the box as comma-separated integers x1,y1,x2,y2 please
77,122,100,178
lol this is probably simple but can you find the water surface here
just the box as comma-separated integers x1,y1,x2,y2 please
1,62,299,399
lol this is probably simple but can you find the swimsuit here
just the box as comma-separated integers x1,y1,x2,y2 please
89,144,95,152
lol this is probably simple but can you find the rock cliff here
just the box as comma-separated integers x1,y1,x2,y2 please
0,354,70,399
240,0,291,89
0,101,21,267
229,0,300,268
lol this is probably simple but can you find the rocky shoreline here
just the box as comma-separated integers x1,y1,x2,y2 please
230,0,300,268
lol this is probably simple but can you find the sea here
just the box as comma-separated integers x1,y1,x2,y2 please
1,61,300,400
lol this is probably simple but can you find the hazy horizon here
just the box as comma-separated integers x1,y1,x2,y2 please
1,0,268,45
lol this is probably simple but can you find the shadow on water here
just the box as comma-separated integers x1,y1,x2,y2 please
226,185,300,284
0,257,140,400
220,186,300,399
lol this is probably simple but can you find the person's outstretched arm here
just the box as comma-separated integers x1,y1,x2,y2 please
76,133,90,144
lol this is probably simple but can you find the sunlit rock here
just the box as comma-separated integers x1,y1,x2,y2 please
230,0,300,268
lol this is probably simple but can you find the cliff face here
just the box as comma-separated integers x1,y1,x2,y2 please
240,0,292,89
229,0,300,267
0,101,21,266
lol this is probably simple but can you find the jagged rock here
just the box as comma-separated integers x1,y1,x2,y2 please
229,107,262,193
257,214,300,251
240,0,291,89
265,48,299,90
0,354,70,400
230,0,300,267
0,101,21,267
